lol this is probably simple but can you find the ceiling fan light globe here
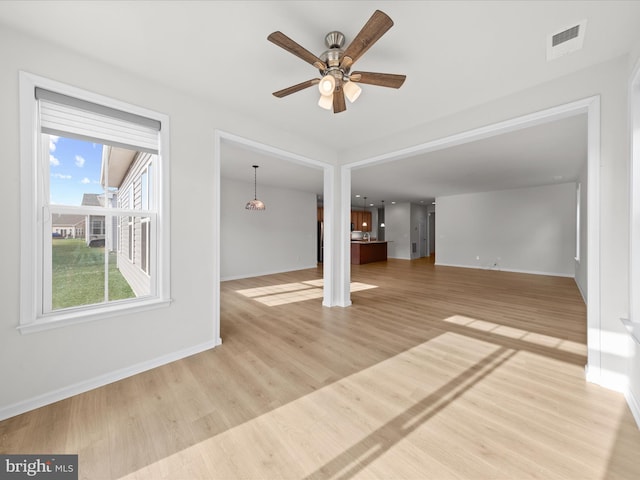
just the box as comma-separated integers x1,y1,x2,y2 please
318,75,336,96
343,81,362,103
318,94,333,110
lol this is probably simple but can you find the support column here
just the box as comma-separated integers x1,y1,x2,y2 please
322,163,351,307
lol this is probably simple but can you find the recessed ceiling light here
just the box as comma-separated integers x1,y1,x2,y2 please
355,194,361,198
391,201,396,204
553,175,563,181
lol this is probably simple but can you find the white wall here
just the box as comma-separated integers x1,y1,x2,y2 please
0,25,333,419
435,183,576,276
221,178,317,280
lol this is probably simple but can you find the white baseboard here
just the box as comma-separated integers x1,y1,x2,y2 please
434,262,573,278
585,363,629,393
575,278,587,304
626,387,640,430
221,264,317,282
0,339,219,421
585,361,640,430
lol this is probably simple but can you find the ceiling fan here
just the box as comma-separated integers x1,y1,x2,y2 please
267,9,406,114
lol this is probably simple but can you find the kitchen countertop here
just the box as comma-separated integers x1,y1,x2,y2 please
350,240,388,244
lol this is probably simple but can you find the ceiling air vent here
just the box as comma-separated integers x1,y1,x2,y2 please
547,20,587,61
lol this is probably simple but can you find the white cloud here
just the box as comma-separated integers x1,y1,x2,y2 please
52,173,71,180
81,177,91,184
75,155,85,168
49,135,60,152
50,155,60,166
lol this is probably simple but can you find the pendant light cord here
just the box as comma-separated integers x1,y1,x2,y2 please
253,165,258,200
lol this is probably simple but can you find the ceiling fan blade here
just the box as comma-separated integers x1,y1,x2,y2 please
333,87,346,113
340,10,394,68
350,71,406,89
268,31,327,70
273,79,320,98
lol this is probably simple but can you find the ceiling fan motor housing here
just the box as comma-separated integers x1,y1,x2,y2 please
321,32,346,66
325,31,345,49
320,31,349,87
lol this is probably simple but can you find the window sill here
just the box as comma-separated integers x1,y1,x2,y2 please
18,298,172,334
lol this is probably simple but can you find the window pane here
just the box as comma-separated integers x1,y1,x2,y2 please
148,162,153,210
47,135,105,207
108,243,137,303
51,237,106,310
47,134,141,210
113,215,152,298
141,219,149,274
141,170,148,210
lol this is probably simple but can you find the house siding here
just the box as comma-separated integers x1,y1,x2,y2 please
116,152,154,297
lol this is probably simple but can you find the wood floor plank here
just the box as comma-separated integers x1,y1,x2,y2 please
1,257,639,479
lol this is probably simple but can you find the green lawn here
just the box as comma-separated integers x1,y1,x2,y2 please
52,238,135,310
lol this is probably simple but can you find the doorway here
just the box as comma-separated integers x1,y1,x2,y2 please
342,96,600,383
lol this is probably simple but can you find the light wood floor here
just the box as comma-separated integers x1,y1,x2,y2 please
2,258,639,479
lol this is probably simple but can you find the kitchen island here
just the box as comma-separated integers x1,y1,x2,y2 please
351,241,388,265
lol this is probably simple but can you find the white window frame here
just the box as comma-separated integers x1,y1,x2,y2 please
575,182,581,262
19,71,171,334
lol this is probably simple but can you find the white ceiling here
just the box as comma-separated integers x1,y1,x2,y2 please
1,1,637,205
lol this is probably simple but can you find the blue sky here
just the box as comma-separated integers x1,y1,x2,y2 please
48,135,104,206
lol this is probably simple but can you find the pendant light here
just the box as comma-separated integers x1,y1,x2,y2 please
362,196,368,229
245,165,266,210
380,200,385,228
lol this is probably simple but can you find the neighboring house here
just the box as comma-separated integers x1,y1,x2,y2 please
81,193,107,246
51,213,85,239
102,146,155,297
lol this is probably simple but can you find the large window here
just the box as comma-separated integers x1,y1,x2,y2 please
19,72,171,332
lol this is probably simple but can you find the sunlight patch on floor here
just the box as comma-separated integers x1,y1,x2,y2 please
118,333,512,479
117,328,631,479
443,315,587,356
255,288,324,306
235,282,312,298
236,279,378,306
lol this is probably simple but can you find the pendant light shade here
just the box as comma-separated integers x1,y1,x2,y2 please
343,81,362,103
318,94,333,110
318,74,336,96
245,165,266,211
